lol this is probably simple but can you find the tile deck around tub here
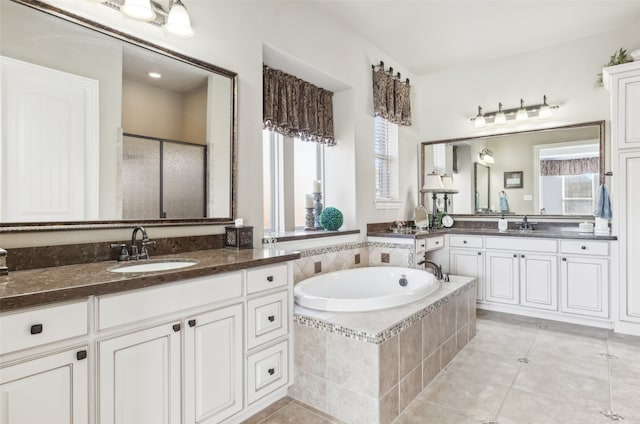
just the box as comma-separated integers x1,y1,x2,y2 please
293,276,476,344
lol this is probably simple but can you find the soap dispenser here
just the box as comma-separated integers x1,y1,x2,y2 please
498,215,508,232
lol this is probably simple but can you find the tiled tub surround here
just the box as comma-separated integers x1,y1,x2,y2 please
290,276,476,424
291,242,369,284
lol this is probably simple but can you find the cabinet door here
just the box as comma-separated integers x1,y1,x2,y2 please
619,152,640,323
519,254,558,311
0,347,88,424
615,72,640,149
561,257,609,318
449,249,484,301
184,304,243,424
485,252,519,305
98,323,181,424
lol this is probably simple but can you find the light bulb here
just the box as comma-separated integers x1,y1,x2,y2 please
516,99,528,121
539,95,552,119
121,0,156,21
494,102,506,125
473,106,486,128
164,0,194,38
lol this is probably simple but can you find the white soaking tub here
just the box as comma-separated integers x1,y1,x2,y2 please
294,266,439,312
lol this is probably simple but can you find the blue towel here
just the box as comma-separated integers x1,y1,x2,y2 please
594,184,612,219
499,194,509,212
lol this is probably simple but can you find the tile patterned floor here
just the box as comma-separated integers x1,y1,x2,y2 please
243,310,640,424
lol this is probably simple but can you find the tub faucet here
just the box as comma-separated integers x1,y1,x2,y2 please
418,259,443,280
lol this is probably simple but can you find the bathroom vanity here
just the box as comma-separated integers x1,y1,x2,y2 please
0,248,299,424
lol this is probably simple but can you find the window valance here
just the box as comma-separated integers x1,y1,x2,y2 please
263,65,335,146
372,64,411,126
540,157,600,176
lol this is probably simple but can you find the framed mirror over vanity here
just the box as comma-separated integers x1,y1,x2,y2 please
0,0,238,226
420,121,605,218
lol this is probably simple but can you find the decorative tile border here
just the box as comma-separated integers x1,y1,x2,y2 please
367,241,413,249
299,242,368,257
294,281,476,345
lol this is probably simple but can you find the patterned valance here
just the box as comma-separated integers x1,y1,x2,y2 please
372,65,411,126
263,65,335,146
540,157,600,176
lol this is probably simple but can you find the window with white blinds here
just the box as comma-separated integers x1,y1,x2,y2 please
432,144,446,174
374,116,400,208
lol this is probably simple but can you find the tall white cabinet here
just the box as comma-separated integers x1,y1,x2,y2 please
605,61,640,336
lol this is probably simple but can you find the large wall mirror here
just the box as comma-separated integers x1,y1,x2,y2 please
0,0,237,226
420,121,605,217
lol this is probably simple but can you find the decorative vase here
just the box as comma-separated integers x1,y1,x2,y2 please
319,207,343,231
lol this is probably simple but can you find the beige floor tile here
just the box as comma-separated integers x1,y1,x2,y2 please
512,362,610,411
259,402,338,424
416,366,511,421
607,333,640,361
394,399,481,424
497,387,612,424
241,397,293,424
469,319,537,358
446,344,521,385
609,357,640,422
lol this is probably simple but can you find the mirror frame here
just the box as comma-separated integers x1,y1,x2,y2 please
419,120,606,218
2,0,238,230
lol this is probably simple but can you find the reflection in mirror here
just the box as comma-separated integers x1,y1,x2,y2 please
420,121,605,216
474,163,490,212
0,0,236,224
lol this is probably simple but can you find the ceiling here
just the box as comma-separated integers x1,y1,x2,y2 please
307,1,640,76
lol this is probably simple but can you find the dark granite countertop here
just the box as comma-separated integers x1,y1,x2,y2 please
367,228,617,241
0,248,300,311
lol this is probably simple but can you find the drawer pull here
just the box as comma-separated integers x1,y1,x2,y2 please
76,350,87,361
463,240,467,244
513,254,517,258
268,315,275,322
421,244,425,248
267,275,274,282
521,255,525,258
478,252,482,256
435,241,440,245
172,324,181,332
30,324,43,335
188,319,196,327
562,257,567,261
581,245,587,250
268,368,275,376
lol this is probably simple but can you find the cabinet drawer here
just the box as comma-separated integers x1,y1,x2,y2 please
485,237,557,253
247,340,289,404
449,235,483,248
426,236,444,250
560,240,609,256
247,265,288,294
0,300,88,356
97,272,242,331
247,291,288,349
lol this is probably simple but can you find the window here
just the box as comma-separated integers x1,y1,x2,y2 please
374,116,399,208
562,174,596,214
263,131,324,232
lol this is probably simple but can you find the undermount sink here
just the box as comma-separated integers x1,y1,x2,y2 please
109,259,197,273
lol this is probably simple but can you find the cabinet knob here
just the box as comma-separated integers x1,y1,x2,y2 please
172,324,181,332
463,240,467,244
267,275,274,282
521,255,525,258
420,244,425,248
268,315,275,322
30,324,43,335
562,257,567,261
478,252,482,256
188,319,196,327
76,350,87,361
268,368,275,376
581,245,587,250
513,254,517,258
435,241,440,245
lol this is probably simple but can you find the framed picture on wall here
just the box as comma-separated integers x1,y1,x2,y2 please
504,171,523,189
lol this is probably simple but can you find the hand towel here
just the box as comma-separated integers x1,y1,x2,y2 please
594,184,612,219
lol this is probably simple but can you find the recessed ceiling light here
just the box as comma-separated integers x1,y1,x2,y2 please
148,72,162,79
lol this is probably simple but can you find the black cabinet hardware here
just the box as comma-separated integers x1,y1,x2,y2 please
76,350,87,361
30,324,43,335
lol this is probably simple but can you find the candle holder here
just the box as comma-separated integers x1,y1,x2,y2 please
304,207,316,230
313,192,324,229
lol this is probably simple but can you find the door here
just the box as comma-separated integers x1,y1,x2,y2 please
449,249,484,301
485,251,519,305
519,254,558,311
183,304,242,424
98,323,181,424
0,56,99,221
561,256,609,318
0,347,88,424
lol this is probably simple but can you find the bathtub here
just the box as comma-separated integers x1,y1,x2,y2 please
294,266,439,312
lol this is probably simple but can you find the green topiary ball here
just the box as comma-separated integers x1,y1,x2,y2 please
319,207,343,231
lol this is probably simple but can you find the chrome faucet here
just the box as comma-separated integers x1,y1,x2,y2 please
110,226,156,261
417,259,444,280
519,215,535,231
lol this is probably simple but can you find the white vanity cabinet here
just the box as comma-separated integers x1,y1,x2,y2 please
605,61,640,335
0,300,90,424
448,235,484,301
485,251,519,305
518,253,558,311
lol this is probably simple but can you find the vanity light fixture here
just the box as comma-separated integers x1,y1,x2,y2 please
92,0,194,38
478,148,495,163
470,95,559,127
